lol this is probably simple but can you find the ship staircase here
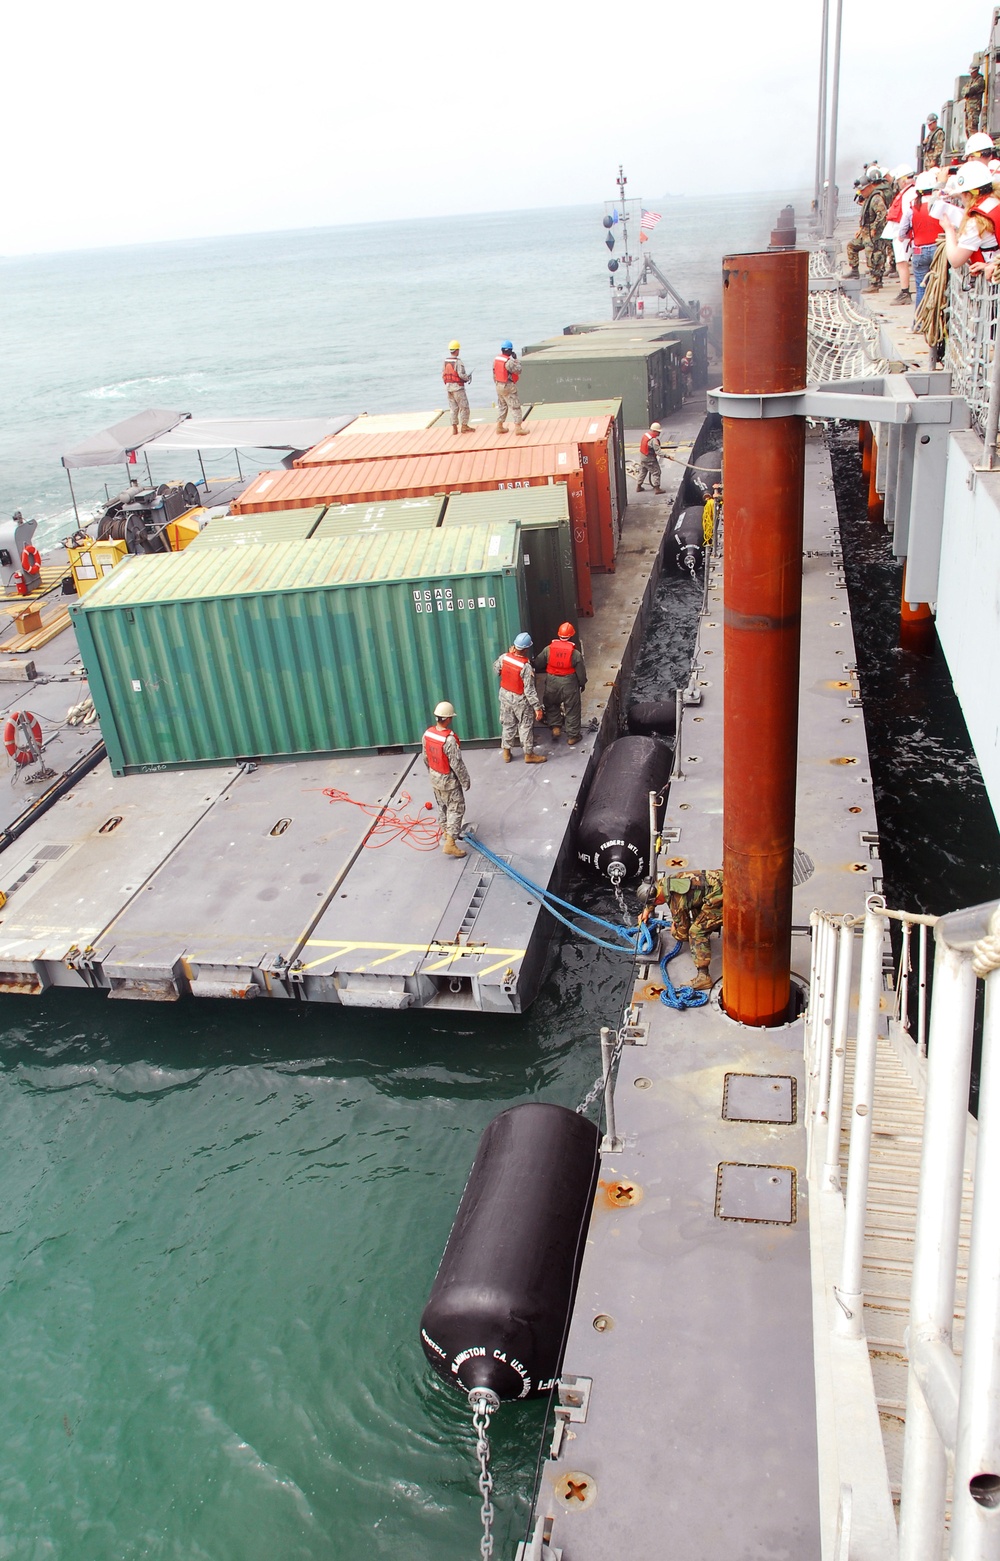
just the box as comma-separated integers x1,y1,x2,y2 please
806,898,994,1561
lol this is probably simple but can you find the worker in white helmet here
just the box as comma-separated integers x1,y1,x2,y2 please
422,700,472,857
637,422,664,493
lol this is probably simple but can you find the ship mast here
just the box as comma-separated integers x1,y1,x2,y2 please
603,165,698,322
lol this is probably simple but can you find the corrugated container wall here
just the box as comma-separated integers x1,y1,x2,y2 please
71,527,527,774
442,488,577,649
232,445,594,616
188,508,326,547
517,343,681,427
312,496,444,536
293,415,619,573
527,399,626,526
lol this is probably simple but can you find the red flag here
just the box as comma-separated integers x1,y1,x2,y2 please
640,231,649,243
127,449,137,464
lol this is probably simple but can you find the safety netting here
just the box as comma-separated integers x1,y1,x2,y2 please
807,288,893,385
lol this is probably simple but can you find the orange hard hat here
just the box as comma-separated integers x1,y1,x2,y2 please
557,622,576,638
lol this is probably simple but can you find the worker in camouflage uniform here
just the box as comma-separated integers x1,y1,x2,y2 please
494,632,546,763
922,113,946,170
842,168,891,290
535,622,586,744
443,340,473,434
494,341,526,434
636,422,664,492
666,869,723,991
964,65,986,138
422,700,471,858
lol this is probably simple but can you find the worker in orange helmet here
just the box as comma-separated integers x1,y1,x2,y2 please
535,622,587,744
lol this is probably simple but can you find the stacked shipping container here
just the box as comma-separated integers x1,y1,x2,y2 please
293,414,620,574
232,445,594,615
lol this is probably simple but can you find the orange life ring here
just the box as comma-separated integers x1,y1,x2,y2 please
700,305,713,321
4,711,42,765
21,545,41,575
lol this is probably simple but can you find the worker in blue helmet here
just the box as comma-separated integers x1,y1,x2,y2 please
494,340,526,435
494,632,546,763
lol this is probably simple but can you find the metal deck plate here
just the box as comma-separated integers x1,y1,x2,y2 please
0,762,239,975
715,1161,797,1223
95,755,417,983
722,1071,796,1123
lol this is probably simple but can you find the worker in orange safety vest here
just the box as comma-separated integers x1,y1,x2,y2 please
535,622,586,744
494,341,526,434
422,699,472,857
493,632,546,763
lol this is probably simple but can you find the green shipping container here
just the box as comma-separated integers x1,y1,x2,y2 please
518,343,680,428
71,526,527,774
312,496,445,537
187,507,327,547
442,487,576,649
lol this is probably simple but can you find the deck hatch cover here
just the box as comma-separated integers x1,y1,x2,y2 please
715,1163,797,1224
722,1073,796,1124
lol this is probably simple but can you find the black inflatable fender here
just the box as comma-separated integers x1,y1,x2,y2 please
420,1103,600,1401
627,700,677,739
577,734,673,882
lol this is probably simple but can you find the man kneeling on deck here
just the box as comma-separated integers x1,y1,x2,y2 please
666,870,723,990
423,700,471,858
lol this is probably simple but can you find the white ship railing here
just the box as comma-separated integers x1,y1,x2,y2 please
806,895,1000,1561
945,270,1000,436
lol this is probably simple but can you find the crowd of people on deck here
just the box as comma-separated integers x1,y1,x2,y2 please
840,61,999,355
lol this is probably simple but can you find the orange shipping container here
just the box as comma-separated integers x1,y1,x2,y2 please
296,416,620,573
233,445,594,614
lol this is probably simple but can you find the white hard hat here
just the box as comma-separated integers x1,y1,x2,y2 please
954,159,994,192
915,170,938,193
944,174,963,196
891,164,915,180
864,165,881,180
966,132,995,156
434,700,456,719
650,422,661,432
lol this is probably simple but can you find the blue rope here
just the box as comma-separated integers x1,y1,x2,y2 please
658,939,711,1009
463,829,666,956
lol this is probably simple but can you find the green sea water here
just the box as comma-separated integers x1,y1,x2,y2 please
0,194,796,1557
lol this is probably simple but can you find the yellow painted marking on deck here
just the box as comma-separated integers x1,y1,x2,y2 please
300,939,524,973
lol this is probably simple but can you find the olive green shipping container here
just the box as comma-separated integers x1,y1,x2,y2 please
312,496,445,537
442,487,576,648
187,507,327,547
71,526,527,774
517,343,680,427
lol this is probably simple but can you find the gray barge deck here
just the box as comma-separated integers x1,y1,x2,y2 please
527,423,886,1555
0,402,706,1009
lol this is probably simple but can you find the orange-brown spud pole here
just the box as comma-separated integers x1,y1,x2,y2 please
721,250,809,1026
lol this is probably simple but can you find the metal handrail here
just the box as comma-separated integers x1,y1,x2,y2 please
806,896,1000,1560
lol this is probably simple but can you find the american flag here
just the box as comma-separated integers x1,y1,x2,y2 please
640,209,662,231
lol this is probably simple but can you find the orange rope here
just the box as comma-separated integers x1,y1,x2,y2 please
322,787,442,850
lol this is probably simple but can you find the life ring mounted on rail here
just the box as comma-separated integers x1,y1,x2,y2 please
700,305,713,321
21,545,41,575
4,711,43,766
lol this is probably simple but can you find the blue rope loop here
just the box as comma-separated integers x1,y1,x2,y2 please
463,828,662,955
658,939,711,1010
463,831,710,1007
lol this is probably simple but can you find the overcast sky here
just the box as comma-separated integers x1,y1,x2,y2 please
0,0,990,255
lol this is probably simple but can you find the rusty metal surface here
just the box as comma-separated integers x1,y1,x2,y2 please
721,249,809,1026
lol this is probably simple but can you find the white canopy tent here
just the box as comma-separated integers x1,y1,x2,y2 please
60,410,358,519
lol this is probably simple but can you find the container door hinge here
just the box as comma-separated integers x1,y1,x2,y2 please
549,1373,593,1458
